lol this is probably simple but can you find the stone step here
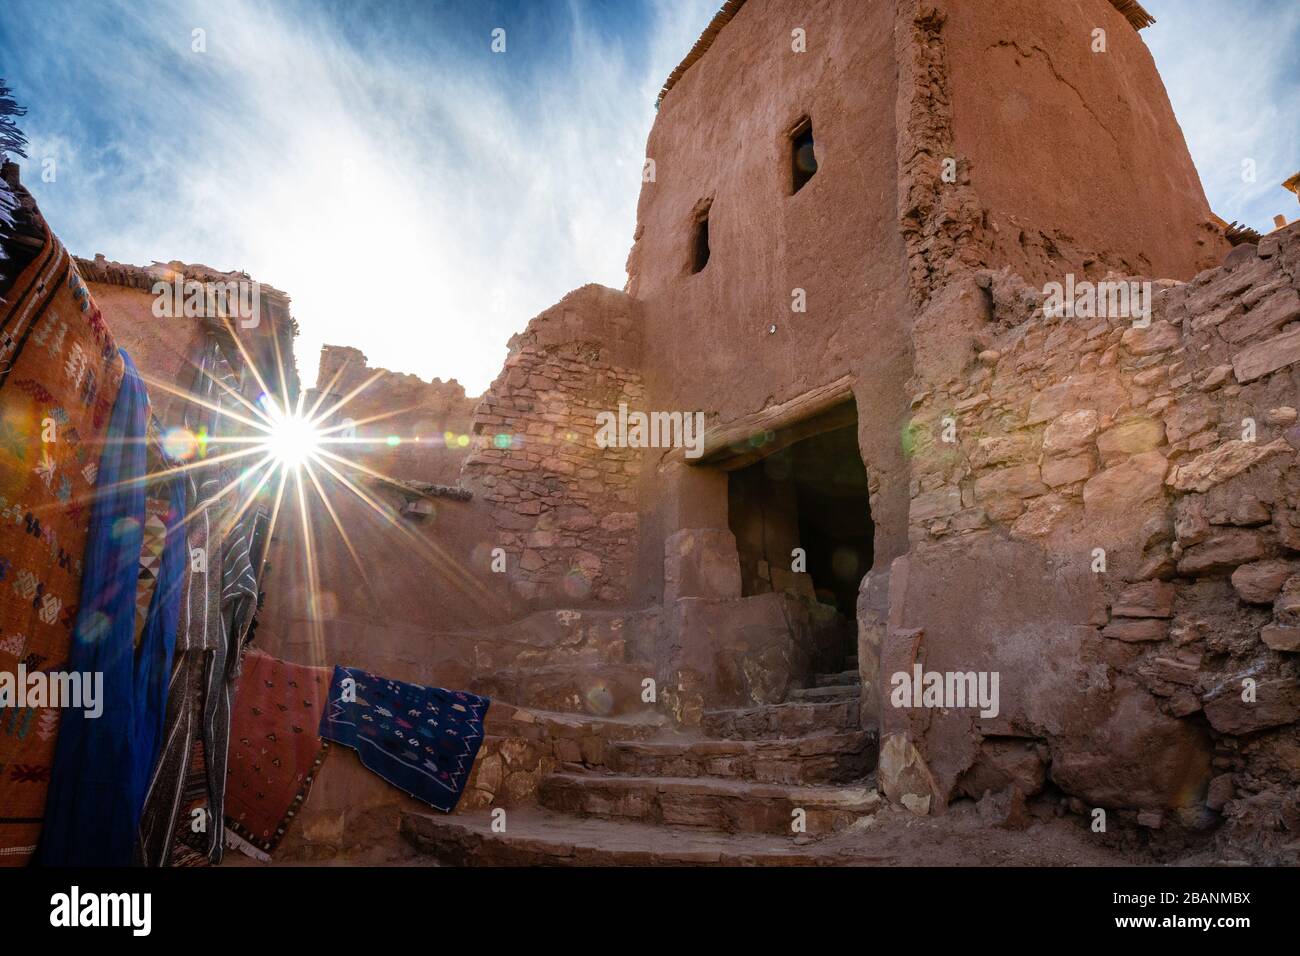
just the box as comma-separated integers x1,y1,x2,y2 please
460,707,672,809
787,684,860,702
607,731,876,785
701,699,859,740
484,702,668,742
537,772,880,835
813,670,861,687
401,809,834,866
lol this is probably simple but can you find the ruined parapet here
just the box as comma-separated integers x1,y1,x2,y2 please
315,344,368,391
889,224,1300,857
308,343,476,486
462,284,645,606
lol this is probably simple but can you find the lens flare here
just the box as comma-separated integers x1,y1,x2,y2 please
129,318,504,672
263,408,324,469
162,426,198,461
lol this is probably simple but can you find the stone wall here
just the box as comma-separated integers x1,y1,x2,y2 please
462,284,644,606
885,223,1300,857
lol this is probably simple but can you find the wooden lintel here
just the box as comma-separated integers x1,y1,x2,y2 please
677,374,856,468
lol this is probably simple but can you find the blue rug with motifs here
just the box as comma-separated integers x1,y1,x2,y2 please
319,666,489,813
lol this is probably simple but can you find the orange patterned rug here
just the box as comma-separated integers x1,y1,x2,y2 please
0,232,124,865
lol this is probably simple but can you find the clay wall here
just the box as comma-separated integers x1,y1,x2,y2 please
936,0,1227,288
624,0,1228,613
79,255,301,427
627,0,915,607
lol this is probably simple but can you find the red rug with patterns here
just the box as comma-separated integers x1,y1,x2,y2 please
223,649,330,861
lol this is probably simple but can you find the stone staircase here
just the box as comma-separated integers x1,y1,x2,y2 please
401,652,878,865
787,656,862,702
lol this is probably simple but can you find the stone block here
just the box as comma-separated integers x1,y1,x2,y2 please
878,733,936,814
1167,438,1292,493
910,485,962,523
663,528,742,604
1112,581,1176,618
1231,560,1293,604
1164,395,1214,443
973,463,1047,501
1042,453,1095,487
1219,287,1300,343
1042,409,1098,453
1203,678,1300,734
1261,625,1300,652
1097,419,1165,465
1082,450,1168,515
1177,529,1275,575
970,434,1035,469
1233,325,1300,383
1102,618,1168,642
1121,320,1181,355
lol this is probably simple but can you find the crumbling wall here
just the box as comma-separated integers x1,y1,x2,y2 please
309,344,476,487
461,284,644,606
886,224,1300,859
255,288,646,714
79,255,300,426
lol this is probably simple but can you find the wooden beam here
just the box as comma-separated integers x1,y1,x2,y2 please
676,374,855,469
709,400,858,472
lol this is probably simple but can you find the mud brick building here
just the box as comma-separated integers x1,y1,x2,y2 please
61,0,1298,864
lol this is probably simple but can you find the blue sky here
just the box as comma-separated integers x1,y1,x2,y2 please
0,0,1296,394
1142,0,1299,233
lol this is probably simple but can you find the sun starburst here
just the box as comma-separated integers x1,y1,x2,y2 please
41,312,504,667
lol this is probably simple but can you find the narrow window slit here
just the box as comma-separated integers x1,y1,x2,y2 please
691,208,711,273
791,117,816,194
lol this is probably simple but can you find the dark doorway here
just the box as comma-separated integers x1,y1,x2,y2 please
727,417,872,618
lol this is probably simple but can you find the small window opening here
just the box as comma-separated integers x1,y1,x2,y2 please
791,118,817,194
691,211,711,273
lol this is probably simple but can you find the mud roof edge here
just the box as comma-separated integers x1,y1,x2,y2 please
656,0,1153,109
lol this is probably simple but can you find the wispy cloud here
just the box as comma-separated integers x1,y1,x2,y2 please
1,0,719,394
1142,0,1300,232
